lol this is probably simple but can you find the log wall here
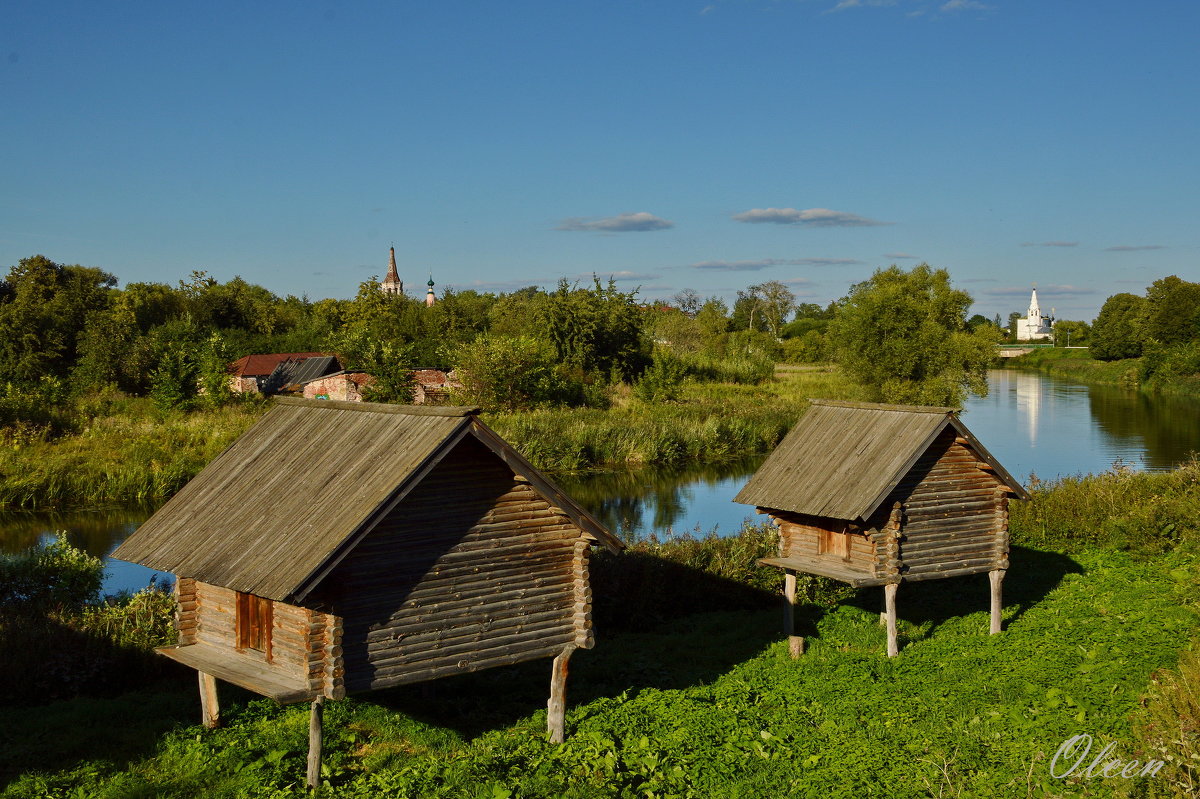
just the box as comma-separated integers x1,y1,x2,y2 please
771,511,876,572
881,428,1009,580
191,581,315,683
324,437,588,694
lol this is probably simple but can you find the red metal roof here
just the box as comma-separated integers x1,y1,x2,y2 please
228,352,331,377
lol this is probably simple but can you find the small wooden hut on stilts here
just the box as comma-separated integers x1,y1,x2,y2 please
114,398,622,787
734,400,1029,658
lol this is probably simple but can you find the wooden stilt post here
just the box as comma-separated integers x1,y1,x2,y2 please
198,671,220,729
880,588,887,627
884,582,899,657
989,569,1005,634
783,570,804,657
547,645,576,743
307,696,324,789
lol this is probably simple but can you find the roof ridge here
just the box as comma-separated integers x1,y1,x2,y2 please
274,396,480,417
808,398,959,414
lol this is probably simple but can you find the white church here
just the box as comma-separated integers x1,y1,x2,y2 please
1015,286,1054,342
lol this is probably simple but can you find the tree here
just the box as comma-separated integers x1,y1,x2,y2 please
748,280,796,339
671,288,701,317
537,278,650,382
1090,293,1146,360
828,264,998,406
1052,320,1090,348
1141,275,1200,347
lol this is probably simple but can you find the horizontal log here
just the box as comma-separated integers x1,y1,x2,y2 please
361,631,578,682
340,547,575,585
902,547,997,568
362,606,578,643
905,554,998,573
902,535,999,556
351,522,578,560
353,641,569,692
902,563,1003,583
903,490,999,509
901,521,1000,539
360,621,578,673
905,501,1000,518
342,584,576,627
338,569,576,611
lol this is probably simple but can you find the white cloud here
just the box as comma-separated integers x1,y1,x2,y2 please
1021,241,1079,248
829,0,897,11
732,207,889,227
556,212,674,233
940,0,990,10
1104,244,1166,252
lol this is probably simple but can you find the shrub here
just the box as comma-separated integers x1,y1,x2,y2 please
1133,644,1200,797
632,351,687,403
0,532,103,614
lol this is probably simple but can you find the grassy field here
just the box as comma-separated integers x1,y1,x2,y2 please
0,368,863,510
3,462,1199,798
1003,349,1143,389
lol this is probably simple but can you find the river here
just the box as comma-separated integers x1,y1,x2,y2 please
4,368,1199,595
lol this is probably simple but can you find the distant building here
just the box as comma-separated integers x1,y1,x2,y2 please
302,371,376,402
381,246,404,296
228,353,340,395
425,274,436,306
1015,287,1054,342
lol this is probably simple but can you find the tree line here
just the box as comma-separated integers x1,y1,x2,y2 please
1088,276,1200,384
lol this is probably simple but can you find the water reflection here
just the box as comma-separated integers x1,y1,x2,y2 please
556,456,765,541
963,369,1200,479
0,507,165,596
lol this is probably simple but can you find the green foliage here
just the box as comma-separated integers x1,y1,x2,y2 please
149,345,200,413
538,278,651,382
1143,275,1200,348
1052,319,1090,347
1132,644,1200,797
1010,455,1200,554
451,335,583,412
0,532,103,614
828,263,999,407
1092,292,1147,361
632,351,687,403
0,255,117,382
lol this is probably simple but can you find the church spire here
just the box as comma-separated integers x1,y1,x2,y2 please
425,273,436,306
381,246,404,296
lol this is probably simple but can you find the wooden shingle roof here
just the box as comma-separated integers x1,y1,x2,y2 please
734,399,1027,521
114,398,621,603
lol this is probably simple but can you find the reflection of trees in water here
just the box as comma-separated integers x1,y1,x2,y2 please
555,457,764,539
1087,384,1200,471
0,508,151,557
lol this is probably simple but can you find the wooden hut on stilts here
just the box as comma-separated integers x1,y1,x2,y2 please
734,400,1029,658
114,398,622,787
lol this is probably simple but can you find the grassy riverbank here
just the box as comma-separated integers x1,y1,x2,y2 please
1005,348,1200,395
3,461,1198,797
0,369,862,511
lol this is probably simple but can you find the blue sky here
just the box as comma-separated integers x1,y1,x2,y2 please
2,0,1197,322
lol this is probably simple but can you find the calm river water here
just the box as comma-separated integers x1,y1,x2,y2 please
4,368,1199,595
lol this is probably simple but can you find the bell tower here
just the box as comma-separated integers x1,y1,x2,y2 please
381,246,404,296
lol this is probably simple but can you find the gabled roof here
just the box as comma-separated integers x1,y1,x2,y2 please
265,356,341,392
229,352,331,378
734,399,1028,521
114,398,621,603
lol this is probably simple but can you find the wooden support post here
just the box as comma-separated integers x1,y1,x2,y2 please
880,589,887,627
547,645,576,743
307,696,324,789
198,671,220,729
884,582,899,658
989,569,1005,635
783,570,804,657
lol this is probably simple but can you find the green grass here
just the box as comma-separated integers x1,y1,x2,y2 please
1004,348,1144,389
2,546,1194,798
0,370,862,510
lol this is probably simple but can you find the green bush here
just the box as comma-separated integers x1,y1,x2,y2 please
0,532,103,614
632,351,687,403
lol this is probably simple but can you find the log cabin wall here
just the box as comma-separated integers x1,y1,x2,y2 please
324,437,586,694
191,581,314,684
883,428,1009,580
769,511,876,571
176,577,198,645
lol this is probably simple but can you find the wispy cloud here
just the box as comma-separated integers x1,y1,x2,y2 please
940,0,991,11
884,252,918,260
573,270,661,282
828,0,897,10
699,4,716,15
983,284,1095,299
1104,244,1166,252
556,212,673,233
1021,241,1079,248
732,207,889,227
691,257,861,271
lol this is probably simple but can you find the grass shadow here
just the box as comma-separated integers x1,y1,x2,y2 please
840,545,1084,646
